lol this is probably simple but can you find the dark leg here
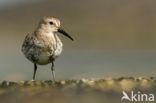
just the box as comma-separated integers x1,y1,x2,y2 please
33,63,37,80
51,61,56,82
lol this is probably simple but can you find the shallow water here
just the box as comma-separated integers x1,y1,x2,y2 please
0,50,156,80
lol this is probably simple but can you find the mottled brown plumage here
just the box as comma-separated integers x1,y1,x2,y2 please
22,16,73,80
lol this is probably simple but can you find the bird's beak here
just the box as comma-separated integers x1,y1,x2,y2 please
58,28,74,41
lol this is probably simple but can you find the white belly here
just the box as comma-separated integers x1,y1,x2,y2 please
37,52,51,65
37,45,63,65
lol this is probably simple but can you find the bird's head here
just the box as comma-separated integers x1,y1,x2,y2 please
39,16,74,41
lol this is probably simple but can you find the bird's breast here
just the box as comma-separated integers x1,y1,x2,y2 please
36,33,63,65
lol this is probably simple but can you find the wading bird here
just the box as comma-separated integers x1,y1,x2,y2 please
22,16,74,81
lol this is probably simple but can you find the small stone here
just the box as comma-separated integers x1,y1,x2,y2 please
60,80,66,85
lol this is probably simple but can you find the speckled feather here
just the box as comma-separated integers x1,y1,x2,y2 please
22,17,63,65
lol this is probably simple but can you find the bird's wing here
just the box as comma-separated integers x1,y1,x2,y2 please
21,33,43,62
22,33,44,51
21,34,31,52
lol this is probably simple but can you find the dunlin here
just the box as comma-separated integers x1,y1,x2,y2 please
22,16,74,81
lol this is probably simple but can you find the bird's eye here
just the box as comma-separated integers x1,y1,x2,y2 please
49,21,54,25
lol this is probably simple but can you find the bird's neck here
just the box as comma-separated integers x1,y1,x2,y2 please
34,27,58,40
36,25,51,33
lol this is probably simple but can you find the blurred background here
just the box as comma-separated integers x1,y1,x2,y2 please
0,0,156,81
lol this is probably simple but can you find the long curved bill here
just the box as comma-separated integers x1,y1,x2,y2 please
58,28,74,41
